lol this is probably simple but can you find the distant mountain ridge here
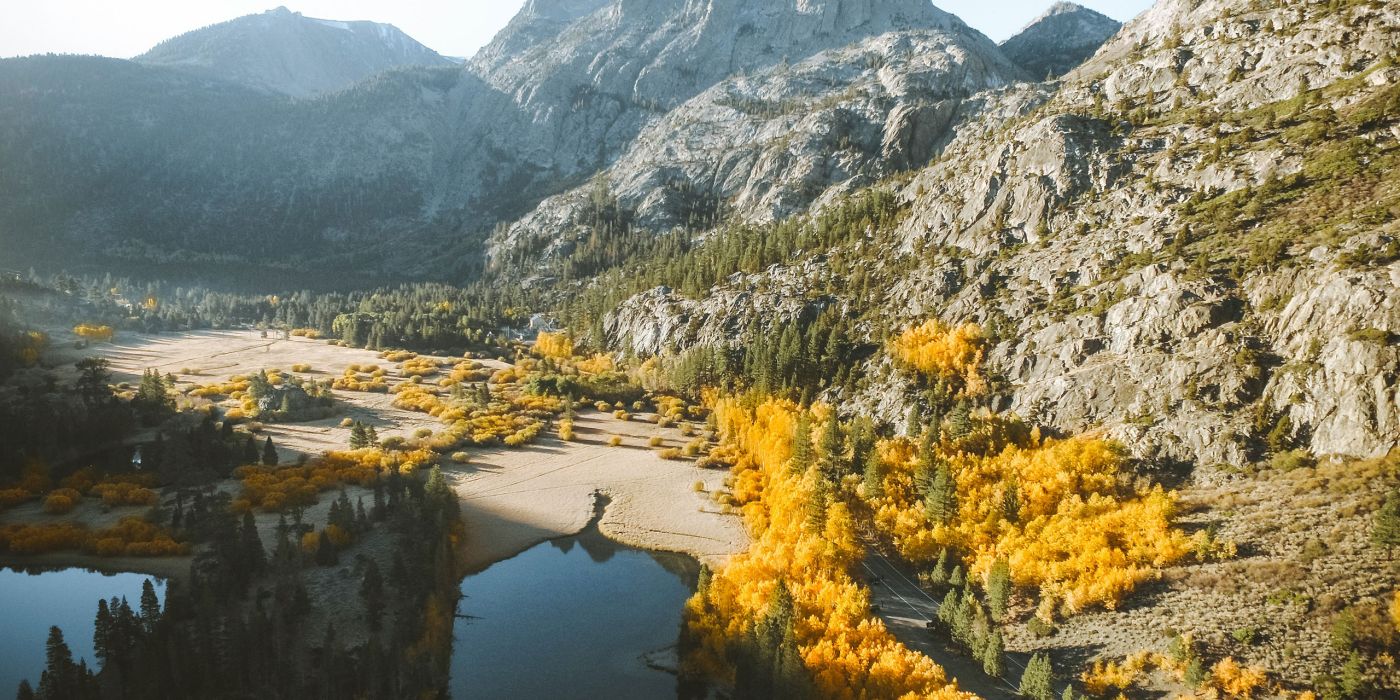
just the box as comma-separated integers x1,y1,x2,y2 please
999,2,1122,79
136,6,452,97
0,1,1120,283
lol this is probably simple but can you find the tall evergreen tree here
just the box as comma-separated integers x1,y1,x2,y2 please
925,459,959,525
139,579,161,632
818,414,845,481
790,415,813,472
240,512,266,575
986,557,1012,620
1019,652,1055,700
983,629,1005,678
261,437,278,466
361,561,385,633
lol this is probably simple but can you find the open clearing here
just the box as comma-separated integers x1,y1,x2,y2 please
75,330,747,571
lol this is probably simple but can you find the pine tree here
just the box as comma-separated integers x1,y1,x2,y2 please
37,626,79,700
1019,652,1055,700
790,414,813,472
949,564,965,588
350,422,368,450
16,680,34,700
946,399,972,439
983,629,1005,678
315,531,338,566
861,448,885,500
240,512,266,574
1002,477,1021,524
986,557,1012,620
139,579,161,632
818,414,844,480
261,437,278,466
1372,487,1400,559
925,459,958,525
361,560,385,633
930,548,950,585
242,435,259,464
93,599,113,669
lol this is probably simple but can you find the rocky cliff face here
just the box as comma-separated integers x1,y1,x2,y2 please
489,13,1025,272
136,6,453,97
597,0,1400,470
472,0,978,190
999,2,1122,80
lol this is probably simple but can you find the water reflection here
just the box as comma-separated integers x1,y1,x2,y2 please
0,566,166,694
450,524,699,699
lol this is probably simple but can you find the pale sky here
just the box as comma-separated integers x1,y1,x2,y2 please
0,1,1155,61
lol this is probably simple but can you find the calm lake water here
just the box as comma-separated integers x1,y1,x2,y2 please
450,525,699,699
0,566,166,695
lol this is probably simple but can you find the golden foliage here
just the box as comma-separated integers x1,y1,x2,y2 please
890,321,986,396
533,331,575,359
0,517,186,557
399,357,441,377
289,328,322,339
73,324,115,342
686,397,970,699
1211,657,1267,699
870,422,1189,615
42,490,79,514
91,482,159,507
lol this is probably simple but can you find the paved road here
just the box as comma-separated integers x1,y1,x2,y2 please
860,549,1029,699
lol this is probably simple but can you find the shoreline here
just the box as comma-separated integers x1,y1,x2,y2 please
0,552,189,582
451,414,749,576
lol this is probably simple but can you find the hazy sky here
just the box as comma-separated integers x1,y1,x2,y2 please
0,1,1155,60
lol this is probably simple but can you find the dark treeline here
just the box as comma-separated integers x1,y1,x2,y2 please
16,272,540,354
557,188,906,336
658,307,867,405
0,356,276,487
19,468,463,700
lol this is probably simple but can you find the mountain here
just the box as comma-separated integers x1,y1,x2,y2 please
136,6,453,97
999,2,1121,79
0,0,1020,283
471,0,982,186
488,3,1025,275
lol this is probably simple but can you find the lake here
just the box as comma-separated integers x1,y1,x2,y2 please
0,566,166,695
450,524,701,699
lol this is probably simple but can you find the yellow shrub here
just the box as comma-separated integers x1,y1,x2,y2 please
1212,658,1267,699
608,435,623,447
659,448,683,461
534,331,574,359
73,324,115,342
42,491,78,515
890,320,986,395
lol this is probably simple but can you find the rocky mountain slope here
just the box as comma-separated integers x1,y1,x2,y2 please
1,0,1056,284
999,2,1122,79
595,0,1400,472
136,6,452,97
583,1,1399,688
489,6,1026,274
